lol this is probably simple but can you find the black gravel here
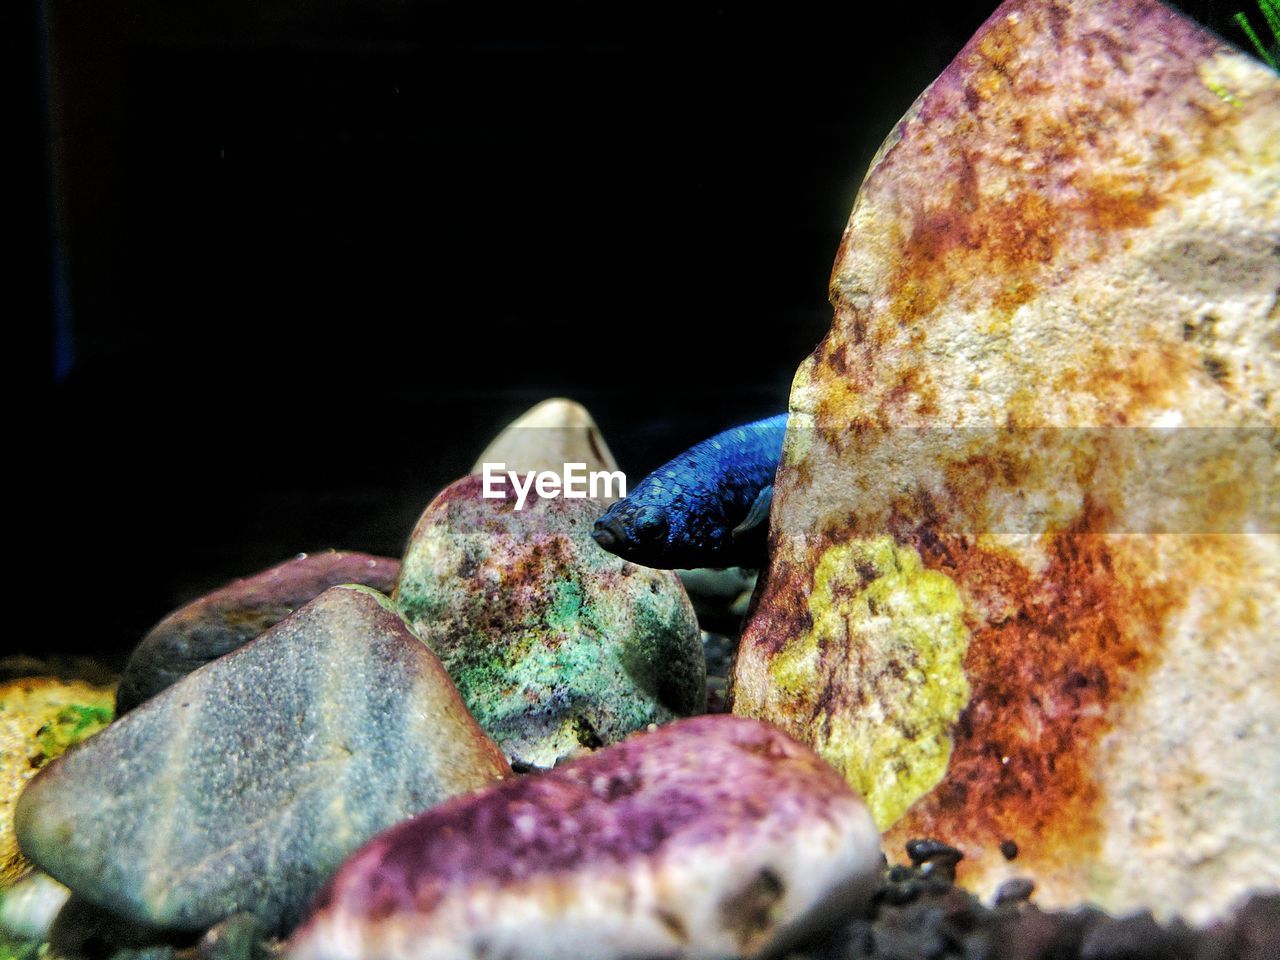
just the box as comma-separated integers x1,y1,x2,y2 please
789,842,1280,960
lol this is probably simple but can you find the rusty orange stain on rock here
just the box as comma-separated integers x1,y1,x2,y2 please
891,152,1061,324
866,0,1226,331
741,0,1280,922
750,505,1184,880
1053,342,1193,425
884,519,1182,883
812,0,1240,441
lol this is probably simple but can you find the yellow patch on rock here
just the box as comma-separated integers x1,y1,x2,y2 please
768,538,970,829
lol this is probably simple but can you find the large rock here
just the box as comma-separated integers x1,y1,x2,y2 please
0,679,113,886
471,398,620,487
288,715,882,960
395,476,705,768
16,585,509,935
733,0,1280,924
117,551,401,713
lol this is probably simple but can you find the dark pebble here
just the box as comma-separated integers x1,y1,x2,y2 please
880,881,922,906
787,857,1278,960
961,929,994,960
1079,911,1177,960
993,878,1035,906
999,840,1018,861
110,949,180,960
1200,893,1280,960
920,858,960,883
47,896,192,958
906,838,964,867
922,875,955,896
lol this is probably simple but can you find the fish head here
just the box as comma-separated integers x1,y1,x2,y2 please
591,496,681,567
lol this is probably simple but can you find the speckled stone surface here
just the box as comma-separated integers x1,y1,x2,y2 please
470,397,620,483
16,585,509,935
289,715,882,960
394,475,705,768
116,551,401,714
0,679,113,887
732,0,1280,924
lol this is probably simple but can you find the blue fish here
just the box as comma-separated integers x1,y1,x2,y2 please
591,414,788,569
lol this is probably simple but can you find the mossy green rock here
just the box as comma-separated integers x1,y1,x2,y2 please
395,475,706,768
15,585,509,935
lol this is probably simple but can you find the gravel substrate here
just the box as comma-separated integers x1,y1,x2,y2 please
789,841,1280,960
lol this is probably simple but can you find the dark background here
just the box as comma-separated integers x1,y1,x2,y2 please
15,0,1249,662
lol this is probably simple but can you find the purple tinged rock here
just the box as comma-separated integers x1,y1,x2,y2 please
288,715,881,960
16,585,509,935
116,551,401,714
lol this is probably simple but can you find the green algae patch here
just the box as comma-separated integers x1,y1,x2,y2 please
34,703,114,766
394,476,704,769
2,679,116,887
769,537,970,831
544,579,587,635
0,931,40,960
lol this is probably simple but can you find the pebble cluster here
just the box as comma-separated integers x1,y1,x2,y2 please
0,401,884,960
793,843,1280,960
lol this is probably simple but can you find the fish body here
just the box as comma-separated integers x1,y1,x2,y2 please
591,414,788,569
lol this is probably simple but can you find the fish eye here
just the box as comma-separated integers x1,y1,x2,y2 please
632,506,668,541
